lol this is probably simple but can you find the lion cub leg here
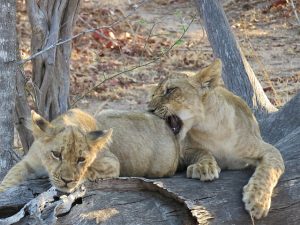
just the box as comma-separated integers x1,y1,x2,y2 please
87,150,120,181
242,142,284,219
185,148,221,181
0,158,41,192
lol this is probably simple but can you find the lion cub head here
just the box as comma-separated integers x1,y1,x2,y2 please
148,59,222,134
30,110,112,193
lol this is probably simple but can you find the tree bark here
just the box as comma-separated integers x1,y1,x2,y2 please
195,0,277,118
0,0,17,178
26,0,81,120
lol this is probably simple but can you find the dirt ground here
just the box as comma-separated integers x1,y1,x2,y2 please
17,0,300,115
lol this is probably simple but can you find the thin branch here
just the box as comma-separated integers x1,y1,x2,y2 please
77,16,118,45
289,0,300,26
71,15,197,106
140,21,158,62
18,0,150,65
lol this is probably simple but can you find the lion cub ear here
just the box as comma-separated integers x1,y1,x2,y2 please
192,59,222,89
87,128,113,152
29,110,54,139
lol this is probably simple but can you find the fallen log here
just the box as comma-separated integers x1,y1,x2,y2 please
0,137,299,225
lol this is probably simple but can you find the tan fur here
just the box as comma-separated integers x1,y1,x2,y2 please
148,59,285,219
94,110,179,177
0,109,114,193
0,109,179,193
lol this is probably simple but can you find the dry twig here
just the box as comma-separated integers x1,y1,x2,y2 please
289,0,300,26
17,0,149,65
71,15,197,106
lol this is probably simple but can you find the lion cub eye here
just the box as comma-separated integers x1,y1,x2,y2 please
77,157,86,164
51,151,61,160
165,87,177,96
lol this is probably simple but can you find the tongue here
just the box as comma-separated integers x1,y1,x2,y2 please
166,115,183,135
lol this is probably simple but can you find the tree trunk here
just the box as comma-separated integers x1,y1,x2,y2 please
14,42,33,153
195,0,278,118
14,0,81,151
26,0,80,120
0,0,17,178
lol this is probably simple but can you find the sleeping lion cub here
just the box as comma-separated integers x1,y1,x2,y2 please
0,109,179,193
148,59,285,219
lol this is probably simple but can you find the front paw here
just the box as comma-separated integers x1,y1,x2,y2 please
186,161,220,181
243,182,272,219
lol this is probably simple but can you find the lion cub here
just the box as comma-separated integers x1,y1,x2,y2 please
0,109,114,193
0,109,179,193
148,59,285,219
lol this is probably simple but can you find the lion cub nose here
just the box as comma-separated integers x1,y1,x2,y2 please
61,177,73,184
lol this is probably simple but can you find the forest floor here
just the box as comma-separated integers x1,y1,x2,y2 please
17,0,299,115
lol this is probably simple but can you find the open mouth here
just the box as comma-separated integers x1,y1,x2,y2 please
166,115,183,135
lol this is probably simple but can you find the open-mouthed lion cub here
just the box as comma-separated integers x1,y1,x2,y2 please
148,59,285,219
0,109,179,193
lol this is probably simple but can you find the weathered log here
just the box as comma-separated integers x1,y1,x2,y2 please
0,178,200,225
260,92,300,145
0,146,299,225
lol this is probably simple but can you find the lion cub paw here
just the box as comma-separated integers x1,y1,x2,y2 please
187,161,220,181
243,182,272,219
